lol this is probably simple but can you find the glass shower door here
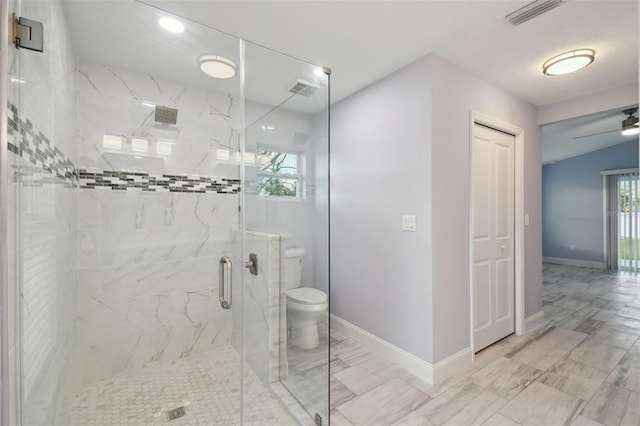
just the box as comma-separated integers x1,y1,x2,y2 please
243,41,330,425
4,0,329,424
5,2,250,424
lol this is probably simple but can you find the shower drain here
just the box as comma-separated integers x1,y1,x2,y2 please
165,406,187,421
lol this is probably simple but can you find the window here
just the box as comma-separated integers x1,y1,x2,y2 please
257,149,301,198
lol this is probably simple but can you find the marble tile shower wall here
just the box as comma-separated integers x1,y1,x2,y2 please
72,61,244,390
6,0,78,424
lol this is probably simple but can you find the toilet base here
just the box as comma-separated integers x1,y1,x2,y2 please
290,318,319,350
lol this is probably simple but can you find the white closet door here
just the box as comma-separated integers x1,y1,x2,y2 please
472,123,515,352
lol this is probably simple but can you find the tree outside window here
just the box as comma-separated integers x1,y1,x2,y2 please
257,149,300,198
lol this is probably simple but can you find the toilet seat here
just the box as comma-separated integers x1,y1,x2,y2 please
286,287,327,305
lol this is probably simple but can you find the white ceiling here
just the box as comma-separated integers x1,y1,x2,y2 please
140,0,638,108
542,108,639,164
63,0,639,160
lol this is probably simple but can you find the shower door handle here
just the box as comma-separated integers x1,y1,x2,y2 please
219,256,232,309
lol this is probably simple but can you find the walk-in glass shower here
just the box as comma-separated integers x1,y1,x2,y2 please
1,1,329,424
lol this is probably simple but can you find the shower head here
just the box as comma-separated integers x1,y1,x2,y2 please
154,106,178,125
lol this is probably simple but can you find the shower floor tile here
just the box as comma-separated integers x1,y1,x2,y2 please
67,345,294,426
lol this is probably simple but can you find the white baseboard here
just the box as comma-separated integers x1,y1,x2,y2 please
433,346,473,383
330,315,473,384
330,315,434,383
543,257,606,269
524,311,546,334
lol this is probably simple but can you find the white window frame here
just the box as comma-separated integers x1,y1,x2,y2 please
256,146,304,200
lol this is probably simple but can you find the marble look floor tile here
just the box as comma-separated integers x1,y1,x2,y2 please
330,379,357,409
390,411,434,426
498,382,581,426
605,314,640,332
554,297,591,312
539,359,608,400
507,340,570,371
330,328,348,342
330,357,352,375
481,413,521,426
569,341,626,372
578,307,616,322
581,383,640,425
332,356,403,395
330,339,376,366
330,410,354,426
605,351,640,393
573,319,606,335
618,306,640,321
327,265,640,426
337,378,430,426
587,325,640,351
601,299,629,311
417,381,507,425
536,327,587,350
600,291,634,302
570,415,604,426
398,367,471,399
547,308,577,324
470,357,541,399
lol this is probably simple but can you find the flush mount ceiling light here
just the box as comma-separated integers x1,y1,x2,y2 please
621,107,639,136
198,55,236,79
158,17,184,34
542,49,595,76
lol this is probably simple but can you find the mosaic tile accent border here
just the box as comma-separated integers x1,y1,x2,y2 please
78,169,241,193
6,102,241,194
7,101,77,185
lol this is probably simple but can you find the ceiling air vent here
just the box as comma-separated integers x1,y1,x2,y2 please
504,0,563,26
289,79,321,97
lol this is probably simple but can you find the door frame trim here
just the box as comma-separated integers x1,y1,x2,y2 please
469,111,525,358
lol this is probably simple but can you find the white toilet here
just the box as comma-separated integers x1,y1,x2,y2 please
284,248,328,350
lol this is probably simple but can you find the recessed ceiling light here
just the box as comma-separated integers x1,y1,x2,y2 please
198,55,236,79
542,49,595,76
158,17,184,34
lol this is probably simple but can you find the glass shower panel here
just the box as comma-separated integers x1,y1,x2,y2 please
7,1,257,423
243,42,330,424
66,3,246,424
6,0,78,424
4,1,329,424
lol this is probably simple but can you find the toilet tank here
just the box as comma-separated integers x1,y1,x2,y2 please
284,248,305,290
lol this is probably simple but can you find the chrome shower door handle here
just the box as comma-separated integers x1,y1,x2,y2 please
219,256,232,309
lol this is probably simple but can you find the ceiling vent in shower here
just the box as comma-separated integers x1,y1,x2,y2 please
288,79,321,97
154,106,178,125
504,0,563,26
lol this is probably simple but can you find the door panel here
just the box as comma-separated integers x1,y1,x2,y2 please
473,139,492,239
473,262,492,329
472,123,515,352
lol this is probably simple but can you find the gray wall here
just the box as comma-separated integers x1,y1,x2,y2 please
331,53,542,364
331,56,434,362
430,55,541,362
542,141,639,262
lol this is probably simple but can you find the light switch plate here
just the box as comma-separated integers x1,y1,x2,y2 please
402,215,416,232
524,214,529,227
